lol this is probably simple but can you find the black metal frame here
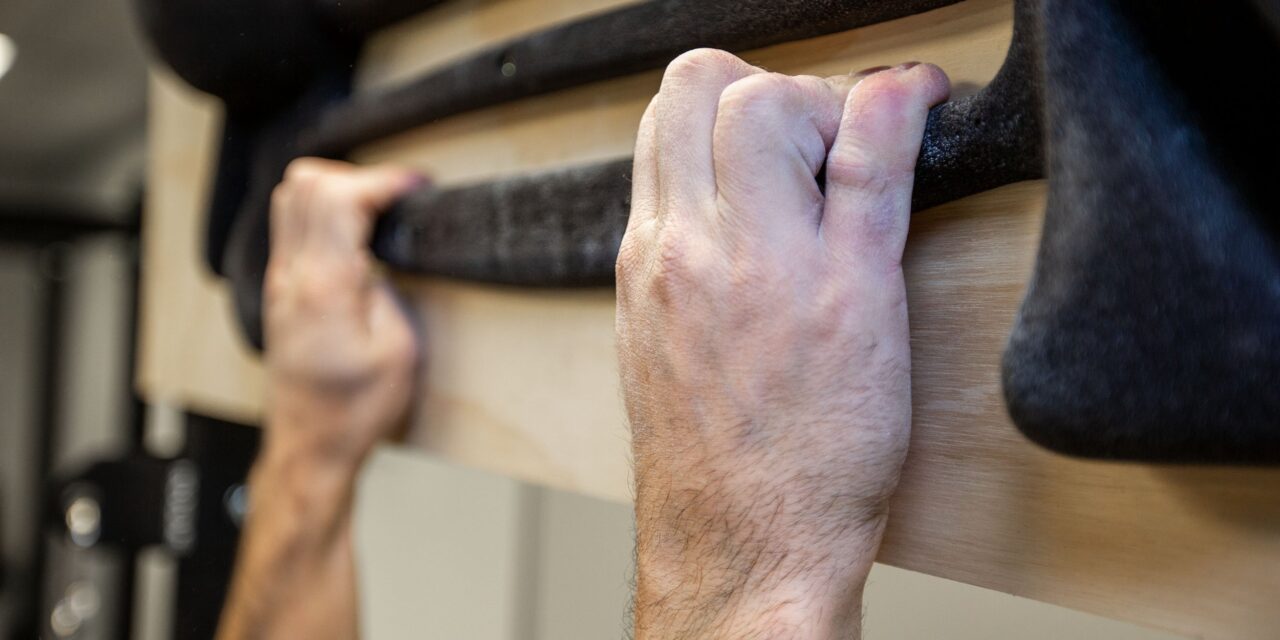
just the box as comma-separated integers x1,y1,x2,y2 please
1,205,141,640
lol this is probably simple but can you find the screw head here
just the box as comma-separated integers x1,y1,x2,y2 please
65,495,101,548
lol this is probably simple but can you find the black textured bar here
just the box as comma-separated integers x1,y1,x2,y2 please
372,14,1045,283
369,0,1044,282
373,159,635,285
303,0,965,156
230,13,1046,347
219,0,996,349
911,0,1041,210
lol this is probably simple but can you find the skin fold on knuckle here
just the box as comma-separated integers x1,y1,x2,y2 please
263,263,294,307
824,143,901,195
646,226,705,306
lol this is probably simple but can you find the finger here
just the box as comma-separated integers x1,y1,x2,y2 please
820,63,950,267
626,97,659,234
302,164,426,256
272,158,339,263
269,180,300,262
345,164,428,214
711,73,853,239
651,49,760,222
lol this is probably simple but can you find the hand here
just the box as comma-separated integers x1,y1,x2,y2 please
263,158,424,469
216,159,423,640
616,50,949,639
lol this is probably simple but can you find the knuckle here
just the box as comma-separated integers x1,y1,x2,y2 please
653,229,691,277
824,148,896,192
293,271,333,309
851,72,913,112
662,48,743,89
649,229,701,301
263,266,289,303
283,157,324,183
327,254,372,288
615,232,646,286
716,73,796,126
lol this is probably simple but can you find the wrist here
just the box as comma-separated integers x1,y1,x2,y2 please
247,435,362,534
634,511,882,640
254,432,361,496
635,560,870,639
264,391,376,470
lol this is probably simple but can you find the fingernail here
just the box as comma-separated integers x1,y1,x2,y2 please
855,65,892,76
403,173,431,190
897,61,922,70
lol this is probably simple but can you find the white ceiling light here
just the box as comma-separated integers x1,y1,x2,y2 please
0,34,16,82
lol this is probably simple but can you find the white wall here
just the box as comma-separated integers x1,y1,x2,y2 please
354,448,1184,640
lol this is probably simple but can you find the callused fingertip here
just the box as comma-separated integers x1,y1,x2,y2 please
387,170,430,197
903,62,952,105
403,171,431,190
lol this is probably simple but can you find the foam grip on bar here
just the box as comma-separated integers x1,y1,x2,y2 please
366,0,1045,281
224,33,1046,349
216,0,1039,349
370,42,1046,283
372,159,635,286
303,0,967,156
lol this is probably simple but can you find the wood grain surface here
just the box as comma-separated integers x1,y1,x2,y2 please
137,0,1280,636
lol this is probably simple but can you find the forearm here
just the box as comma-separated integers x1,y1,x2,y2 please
216,434,363,640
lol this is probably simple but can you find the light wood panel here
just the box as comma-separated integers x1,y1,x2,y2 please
138,0,1280,637
138,75,264,420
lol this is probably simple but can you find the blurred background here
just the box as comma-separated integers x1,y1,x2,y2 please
0,1,1187,638
1,0,147,637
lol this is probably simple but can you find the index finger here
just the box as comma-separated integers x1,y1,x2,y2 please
302,163,427,256
650,49,760,224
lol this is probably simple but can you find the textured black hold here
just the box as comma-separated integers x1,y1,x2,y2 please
373,160,635,285
223,3,1050,349
368,0,1047,285
913,0,1043,211
208,0,990,349
1001,0,1280,463
303,0,967,157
